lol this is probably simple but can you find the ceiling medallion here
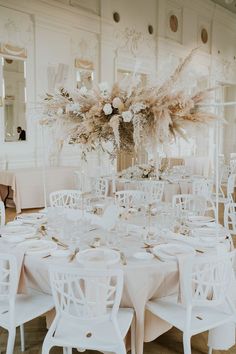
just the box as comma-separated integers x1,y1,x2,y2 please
201,28,208,44
169,14,178,33
148,25,154,35
113,12,120,23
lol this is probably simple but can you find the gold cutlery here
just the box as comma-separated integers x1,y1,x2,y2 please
42,254,51,259
52,237,68,249
68,247,80,262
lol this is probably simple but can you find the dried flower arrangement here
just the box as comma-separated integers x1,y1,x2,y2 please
41,49,215,159
117,163,157,179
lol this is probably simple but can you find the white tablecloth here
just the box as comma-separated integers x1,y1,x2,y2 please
0,167,76,213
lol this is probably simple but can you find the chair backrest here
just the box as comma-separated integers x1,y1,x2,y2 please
0,201,5,226
115,190,145,209
224,203,236,235
0,253,17,303
49,190,82,209
137,180,165,203
49,266,123,322
172,194,207,216
192,178,212,199
230,159,236,174
227,174,236,202
94,178,109,198
182,252,235,308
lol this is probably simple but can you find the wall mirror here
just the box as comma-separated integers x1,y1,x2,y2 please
75,58,94,89
2,57,27,142
117,68,147,86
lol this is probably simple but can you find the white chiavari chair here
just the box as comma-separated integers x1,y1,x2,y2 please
224,203,236,236
93,177,109,198
136,180,165,203
230,159,236,174
146,252,236,354
212,174,236,205
192,179,216,218
172,194,207,217
42,266,135,354
0,253,54,354
49,190,82,209
0,200,5,226
115,190,145,209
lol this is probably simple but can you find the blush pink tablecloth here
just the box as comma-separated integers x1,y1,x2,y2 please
0,167,76,213
22,253,178,354
109,179,192,202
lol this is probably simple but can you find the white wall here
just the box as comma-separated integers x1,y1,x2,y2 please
0,0,236,170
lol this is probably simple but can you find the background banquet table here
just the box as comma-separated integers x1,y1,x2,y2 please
108,178,192,202
0,166,76,213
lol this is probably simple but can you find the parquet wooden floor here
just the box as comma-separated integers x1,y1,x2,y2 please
2,207,235,354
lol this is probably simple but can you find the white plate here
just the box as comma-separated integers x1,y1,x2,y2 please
76,248,120,266
7,220,23,226
17,213,46,225
153,244,196,261
24,240,57,255
0,225,36,238
133,252,154,260
50,249,70,257
188,216,215,223
3,235,26,243
17,213,45,220
192,227,227,240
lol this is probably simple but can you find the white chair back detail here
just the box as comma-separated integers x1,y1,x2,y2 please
49,266,123,320
115,190,145,209
49,190,82,209
137,180,165,203
94,178,109,198
224,203,236,235
182,252,235,308
0,201,5,226
0,254,17,302
230,159,236,174
192,179,212,199
172,194,207,216
227,174,236,202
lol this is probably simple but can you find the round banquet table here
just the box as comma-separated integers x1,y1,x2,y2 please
22,235,179,354
1,215,235,354
107,178,192,202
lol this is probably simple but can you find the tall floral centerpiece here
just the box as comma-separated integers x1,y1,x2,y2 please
40,50,216,166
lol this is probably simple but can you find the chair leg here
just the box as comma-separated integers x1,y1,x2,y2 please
63,348,72,354
42,341,52,354
183,333,191,354
6,327,16,354
131,317,136,354
208,347,213,354
20,324,25,352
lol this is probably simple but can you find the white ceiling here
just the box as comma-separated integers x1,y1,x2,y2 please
211,0,236,14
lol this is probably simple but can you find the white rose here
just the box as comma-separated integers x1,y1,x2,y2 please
66,103,80,113
103,103,113,115
131,102,146,113
57,108,63,115
112,97,122,109
122,110,133,122
99,82,109,92
79,86,87,95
